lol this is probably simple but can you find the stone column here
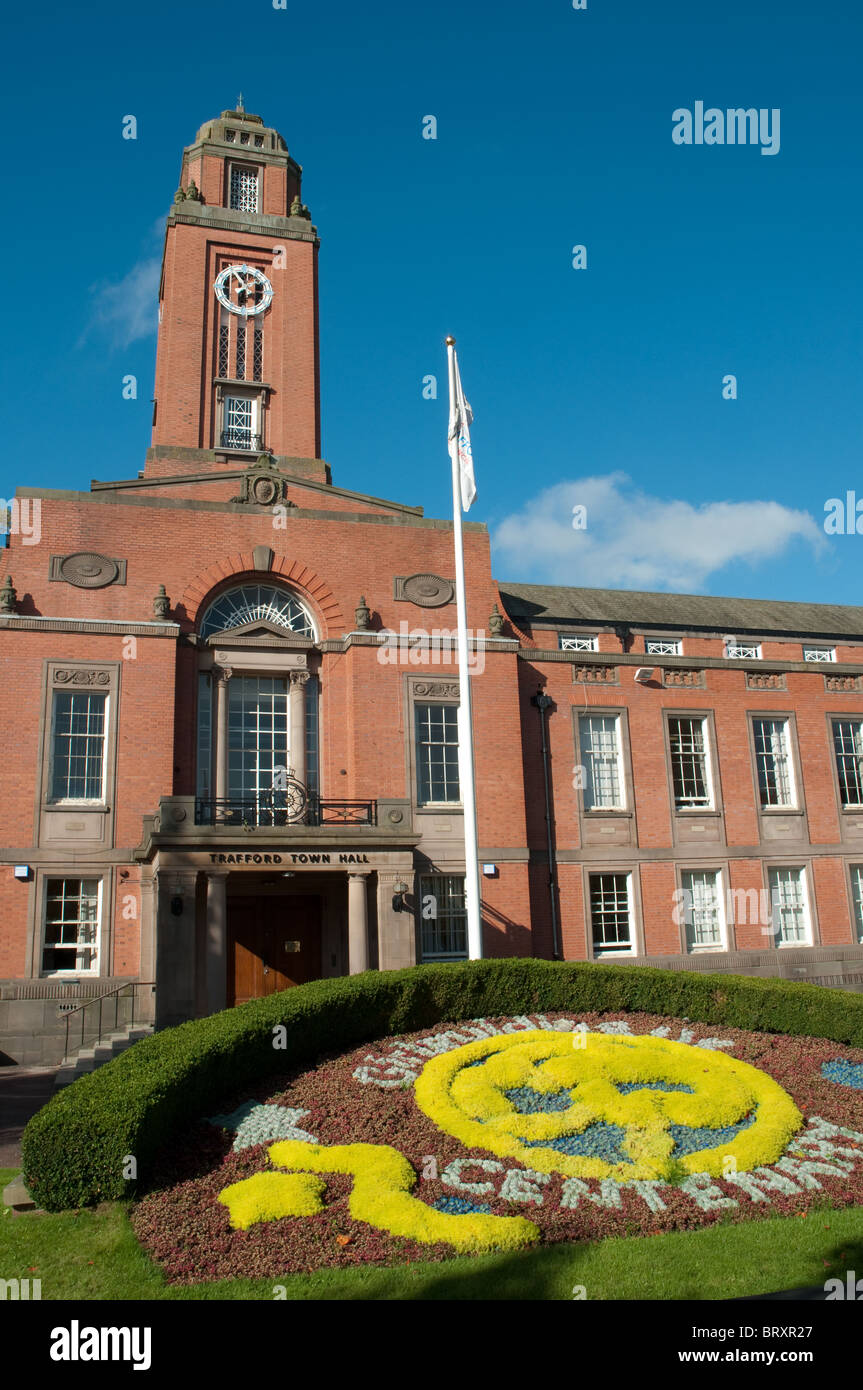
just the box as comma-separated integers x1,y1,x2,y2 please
288,670,309,786
347,871,370,974
205,871,229,1014
214,666,232,804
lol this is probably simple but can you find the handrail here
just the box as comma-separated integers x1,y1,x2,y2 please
63,981,155,1061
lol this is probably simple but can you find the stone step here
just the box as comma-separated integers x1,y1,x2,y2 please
53,1024,154,1089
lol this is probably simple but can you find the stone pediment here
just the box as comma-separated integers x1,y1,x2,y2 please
206,618,314,645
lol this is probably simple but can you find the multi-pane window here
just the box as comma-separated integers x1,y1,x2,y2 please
803,646,835,663
218,320,230,378
579,714,624,810
415,703,460,805
767,867,810,945
50,692,107,801
222,395,254,449
42,879,100,973
589,873,633,953
832,720,863,807
419,874,467,959
200,584,315,639
752,718,795,808
725,641,761,659
196,673,212,798
646,639,682,656
681,870,723,951
305,674,320,795
253,322,263,381
235,318,246,378
229,164,259,212
668,717,712,809
560,635,598,652
228,676,289,814
850,867,863,945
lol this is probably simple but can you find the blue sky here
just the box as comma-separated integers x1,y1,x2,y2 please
3,0,861,601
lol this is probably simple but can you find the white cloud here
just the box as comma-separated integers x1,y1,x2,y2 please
80,219,166,350
492,472,825,591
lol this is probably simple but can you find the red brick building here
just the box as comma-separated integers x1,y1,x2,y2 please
2,106,863,1062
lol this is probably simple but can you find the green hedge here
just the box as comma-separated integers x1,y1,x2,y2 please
21,959,863,1212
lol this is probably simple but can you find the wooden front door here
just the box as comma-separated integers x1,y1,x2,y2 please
229,895,322,1006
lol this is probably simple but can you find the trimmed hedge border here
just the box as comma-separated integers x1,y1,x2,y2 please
22,959,863,1212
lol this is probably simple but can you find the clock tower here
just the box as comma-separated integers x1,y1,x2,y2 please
147,103,321,477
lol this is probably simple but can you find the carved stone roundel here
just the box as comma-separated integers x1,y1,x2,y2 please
251,476,279,505
59,553,119,589
403,573,454,608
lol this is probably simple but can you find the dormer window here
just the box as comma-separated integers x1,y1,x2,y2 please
229,164,259,212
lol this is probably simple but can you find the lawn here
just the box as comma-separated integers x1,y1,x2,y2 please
3,1168,862,1300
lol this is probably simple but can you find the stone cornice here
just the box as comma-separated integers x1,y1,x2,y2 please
0,617,179,636
11,486,486,532
517,649,863,676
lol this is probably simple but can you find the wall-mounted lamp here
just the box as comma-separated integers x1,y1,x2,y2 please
634,667,655,684
13,865,30,881
482,864,497,877
392,880,409,912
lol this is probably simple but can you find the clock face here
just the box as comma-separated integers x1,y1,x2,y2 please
214,263,273,317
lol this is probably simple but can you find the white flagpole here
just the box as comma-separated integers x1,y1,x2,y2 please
446,336,483,960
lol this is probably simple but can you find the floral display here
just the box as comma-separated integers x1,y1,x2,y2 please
130,1010,863,1282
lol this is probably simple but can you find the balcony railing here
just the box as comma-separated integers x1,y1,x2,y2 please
194,793,377,828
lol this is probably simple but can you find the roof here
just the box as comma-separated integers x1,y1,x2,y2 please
498,584,863,639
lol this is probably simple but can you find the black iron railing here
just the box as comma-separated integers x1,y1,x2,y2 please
63,981,155,1060
194,794,377,828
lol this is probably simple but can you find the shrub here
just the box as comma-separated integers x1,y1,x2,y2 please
21,959,863,1212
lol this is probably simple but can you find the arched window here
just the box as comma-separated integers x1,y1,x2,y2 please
199,584,316,640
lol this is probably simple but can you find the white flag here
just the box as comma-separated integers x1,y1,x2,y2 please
448,349,476,511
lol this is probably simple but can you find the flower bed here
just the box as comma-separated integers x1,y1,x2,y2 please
131,1009,863,1282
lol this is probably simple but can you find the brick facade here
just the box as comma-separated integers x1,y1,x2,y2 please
2,105,862,1062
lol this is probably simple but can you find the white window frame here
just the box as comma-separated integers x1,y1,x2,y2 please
725,640,762,659
41,877,102,976
833,718,863,808
803,645,836,663
680,869,726,952
589,871,635,957
667,715,715,811
850,866,863,945
752,717,797,809
645,638,682,656
767,866,812,947
560,634,598,652
48,691,109,805
228,162,260,213
221,393,260,451
414,702,461,807
579,713,625,811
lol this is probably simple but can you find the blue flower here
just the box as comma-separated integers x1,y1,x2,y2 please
821,1059,863,1091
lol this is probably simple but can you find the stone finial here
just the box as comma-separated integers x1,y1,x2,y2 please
173,186,186,203
290,194,311,220
186,180,202,203
153,584,170,619
355,596,371,631
488,603,504,637
0,575,17,614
